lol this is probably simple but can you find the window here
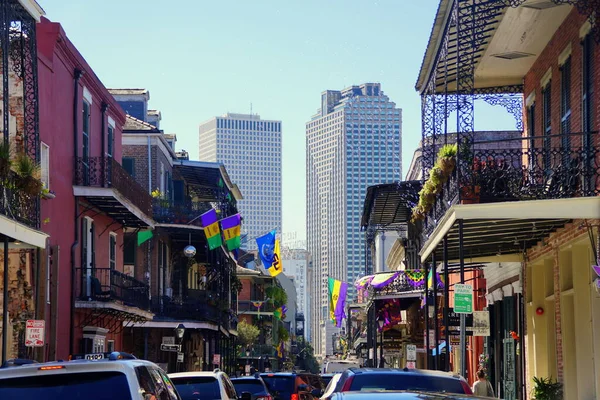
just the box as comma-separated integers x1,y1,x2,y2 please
582,34,595,193
107,125,114,159
122,157,135,177
109,233,117,270
560,56,572,156
542,85,552,172
41,142,50,189
82,100,91,183
124,235,136,266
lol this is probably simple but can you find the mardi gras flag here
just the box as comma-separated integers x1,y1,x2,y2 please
201,209,222,250
221,213,241,251
427,269,445,290
274,305,288,320
256,231,282,277
276,341,284,358
328,277,348,328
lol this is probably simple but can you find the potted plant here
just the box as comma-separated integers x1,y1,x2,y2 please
437,144,457,175
531,376,562,400
14,153,42,196
41,183,56,200
0,140,11,180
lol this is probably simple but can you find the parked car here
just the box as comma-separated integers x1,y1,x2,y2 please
0,352,181,400
320,373,336,388
231,375,273,400
331,368,473,395
327,392,494,399
319,373,342,400
169,369,250,400
260,372,324,400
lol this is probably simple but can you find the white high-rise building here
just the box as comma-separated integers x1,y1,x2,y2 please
199,113,282,249
306,83,402,357
281,248,309,338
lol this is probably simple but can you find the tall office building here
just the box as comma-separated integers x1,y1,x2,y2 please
199,114,282,249
306,83,401,357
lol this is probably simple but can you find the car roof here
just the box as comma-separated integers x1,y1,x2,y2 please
346,368,463,380
0,358,156,379
169,371,224,379
331,392,487,399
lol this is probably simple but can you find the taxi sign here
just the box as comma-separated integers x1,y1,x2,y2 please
85,353,105,360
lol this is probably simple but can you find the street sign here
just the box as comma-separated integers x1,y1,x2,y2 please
406,361,416,369
406,345,417,361
25,320,45,347
160,344,181,352
449,336,460,346
454,284,473,314
177,352,184,363
213,354,221,365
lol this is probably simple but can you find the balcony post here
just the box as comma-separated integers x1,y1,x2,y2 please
443,235,450,372
458,219,467,378
2,235,9,365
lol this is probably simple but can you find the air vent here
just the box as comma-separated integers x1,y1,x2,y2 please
492,51,534,60
522,0,562,10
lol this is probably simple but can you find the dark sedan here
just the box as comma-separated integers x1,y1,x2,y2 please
231,376,273,400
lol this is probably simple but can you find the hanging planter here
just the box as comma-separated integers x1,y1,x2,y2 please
411,144,457,222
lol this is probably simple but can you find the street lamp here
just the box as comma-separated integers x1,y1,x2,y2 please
245,348,252,375
378,319,385,368
175,324,185,372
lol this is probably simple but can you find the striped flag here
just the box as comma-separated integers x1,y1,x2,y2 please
220,213,241,251
328,277,348,328
201,209,222,250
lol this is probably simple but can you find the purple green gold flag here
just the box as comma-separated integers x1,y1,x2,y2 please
201,209,222,250
220,213,241,251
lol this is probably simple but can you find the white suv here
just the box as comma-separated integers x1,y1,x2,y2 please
169,369,251,400
0,352,181,400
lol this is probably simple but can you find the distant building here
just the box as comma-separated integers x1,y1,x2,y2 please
306,83,402,357
199,113,282,249
281,248,309,335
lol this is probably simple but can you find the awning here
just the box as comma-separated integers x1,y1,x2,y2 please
0,215,48,248
361,182,421,230
124,320,219,331
420,197,600,262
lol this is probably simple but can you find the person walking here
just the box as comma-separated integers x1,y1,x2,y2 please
472,369,495,397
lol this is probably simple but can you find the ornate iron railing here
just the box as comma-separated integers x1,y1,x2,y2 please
151,296,222,323
152,199,212,225
238,300,276,313
422,132,600,239
0,170,39,228
74,157,152,217
75,267,150,311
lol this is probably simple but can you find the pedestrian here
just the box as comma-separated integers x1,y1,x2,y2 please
472,369,494,397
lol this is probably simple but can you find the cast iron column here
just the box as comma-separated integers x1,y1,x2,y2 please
459,219,466,378
443,235,450,372
2,235,8,365
424,261,430,369
433,254,439,371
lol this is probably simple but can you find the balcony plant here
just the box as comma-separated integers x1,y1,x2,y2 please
0,141,12,179
14,153,42,196
411,144,457,222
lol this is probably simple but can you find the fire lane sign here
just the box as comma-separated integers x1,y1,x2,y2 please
25,320,45,347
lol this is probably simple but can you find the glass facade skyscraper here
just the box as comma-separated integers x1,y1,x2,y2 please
199,113,282,249
306,83,401,357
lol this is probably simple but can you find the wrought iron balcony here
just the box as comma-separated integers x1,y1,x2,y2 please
238,300,276,314
75,267,150,311
152,199,211,226
422,132,600,239
73,157,153,226
0,170,39,229
151,296,222,323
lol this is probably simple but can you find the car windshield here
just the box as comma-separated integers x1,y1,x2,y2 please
232,379,266,394
0,371,132,400
170,376,221,400
261,375,295,400
349,374,466,394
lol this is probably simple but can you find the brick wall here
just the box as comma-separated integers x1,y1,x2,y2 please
122,142,173,195
523,9,599,146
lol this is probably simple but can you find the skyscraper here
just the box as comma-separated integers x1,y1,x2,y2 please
306,83,402,357
199,114,282,249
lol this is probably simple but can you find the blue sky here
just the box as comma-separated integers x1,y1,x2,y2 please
38,0,516,243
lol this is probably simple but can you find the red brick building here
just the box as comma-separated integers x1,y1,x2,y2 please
415,1,599,398
37,17,154,360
